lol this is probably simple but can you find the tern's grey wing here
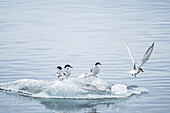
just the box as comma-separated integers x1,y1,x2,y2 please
125,40,135,68
63,70,71,77
84,68,93,78
86,68,93,74
56,70,65,78
137,42,154,68
85,67,100,78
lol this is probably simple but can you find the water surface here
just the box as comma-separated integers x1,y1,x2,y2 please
0,0,170,113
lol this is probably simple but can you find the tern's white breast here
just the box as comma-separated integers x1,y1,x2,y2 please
129,70,137,74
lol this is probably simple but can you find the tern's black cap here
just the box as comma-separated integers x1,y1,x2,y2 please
64,64,73,68
57,66,62,70
95,62,101,65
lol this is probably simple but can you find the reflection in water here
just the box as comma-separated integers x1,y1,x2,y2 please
38,98,127,113
0,89,131,113
89,108,98,113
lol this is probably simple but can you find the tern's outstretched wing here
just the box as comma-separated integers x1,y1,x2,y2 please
137,42,154,68
125,40,135,69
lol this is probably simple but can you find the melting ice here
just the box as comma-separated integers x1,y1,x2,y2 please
0,75,148,99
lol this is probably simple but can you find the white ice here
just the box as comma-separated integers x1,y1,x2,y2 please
0,76,148,99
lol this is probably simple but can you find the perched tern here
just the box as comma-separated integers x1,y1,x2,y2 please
125,41,154,77
63,64,73,77
56,66,67,81
84,62,101,78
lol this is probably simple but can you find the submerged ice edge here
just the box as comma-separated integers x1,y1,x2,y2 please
0,77,149,99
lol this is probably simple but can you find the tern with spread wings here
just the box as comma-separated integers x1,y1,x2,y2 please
125,41,154,77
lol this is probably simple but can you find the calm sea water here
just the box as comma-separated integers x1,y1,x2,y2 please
0,0,170,113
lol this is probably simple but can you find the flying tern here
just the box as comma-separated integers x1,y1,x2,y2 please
125,41,154,77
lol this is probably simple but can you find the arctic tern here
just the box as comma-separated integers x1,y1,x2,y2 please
125,41,154,77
